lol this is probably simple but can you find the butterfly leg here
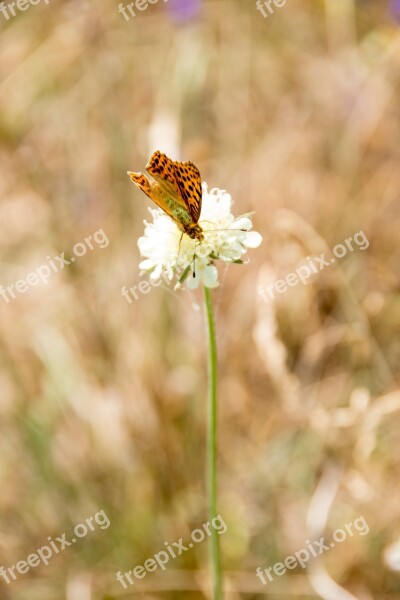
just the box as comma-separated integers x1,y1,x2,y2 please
177,232,184,254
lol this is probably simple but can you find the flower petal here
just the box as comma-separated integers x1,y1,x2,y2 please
150,264,163,280
242,231,263,248
201,265,219,288
233,217,252,231
186,271,200,289
139,259,155,270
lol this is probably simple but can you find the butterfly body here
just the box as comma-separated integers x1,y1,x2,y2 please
128,151,204,241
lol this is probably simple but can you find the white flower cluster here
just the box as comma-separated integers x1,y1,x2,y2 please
138,184,262,289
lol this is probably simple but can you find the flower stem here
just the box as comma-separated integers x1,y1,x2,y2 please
203,286,223,599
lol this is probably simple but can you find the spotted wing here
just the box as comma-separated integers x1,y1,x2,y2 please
172,160,202,223
146,150,202,223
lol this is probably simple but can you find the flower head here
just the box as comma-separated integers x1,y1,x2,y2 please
138,183,262,289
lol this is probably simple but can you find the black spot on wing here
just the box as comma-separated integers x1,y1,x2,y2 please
173,161,202,223
146,151,177,187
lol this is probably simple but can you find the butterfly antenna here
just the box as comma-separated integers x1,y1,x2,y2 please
193,240,197,277
202,228,247,233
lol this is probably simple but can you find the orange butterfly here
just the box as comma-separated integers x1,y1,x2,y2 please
128,150,204,241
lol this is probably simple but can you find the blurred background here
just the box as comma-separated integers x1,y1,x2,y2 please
0,0,400,598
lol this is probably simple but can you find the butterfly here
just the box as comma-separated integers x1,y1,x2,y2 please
128,150,204,241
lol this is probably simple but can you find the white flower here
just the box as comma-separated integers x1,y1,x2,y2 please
138,183,262,289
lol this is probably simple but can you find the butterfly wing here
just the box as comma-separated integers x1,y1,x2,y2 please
173,161,202,223
128,171,178,222
146,151,202,223
127,172,152,198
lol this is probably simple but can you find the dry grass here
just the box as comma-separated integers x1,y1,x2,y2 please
0,0,399,598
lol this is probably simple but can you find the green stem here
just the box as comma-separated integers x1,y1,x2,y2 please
203,286,222,599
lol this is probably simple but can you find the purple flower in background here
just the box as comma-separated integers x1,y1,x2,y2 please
166,0,202,22
389,0,400,22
